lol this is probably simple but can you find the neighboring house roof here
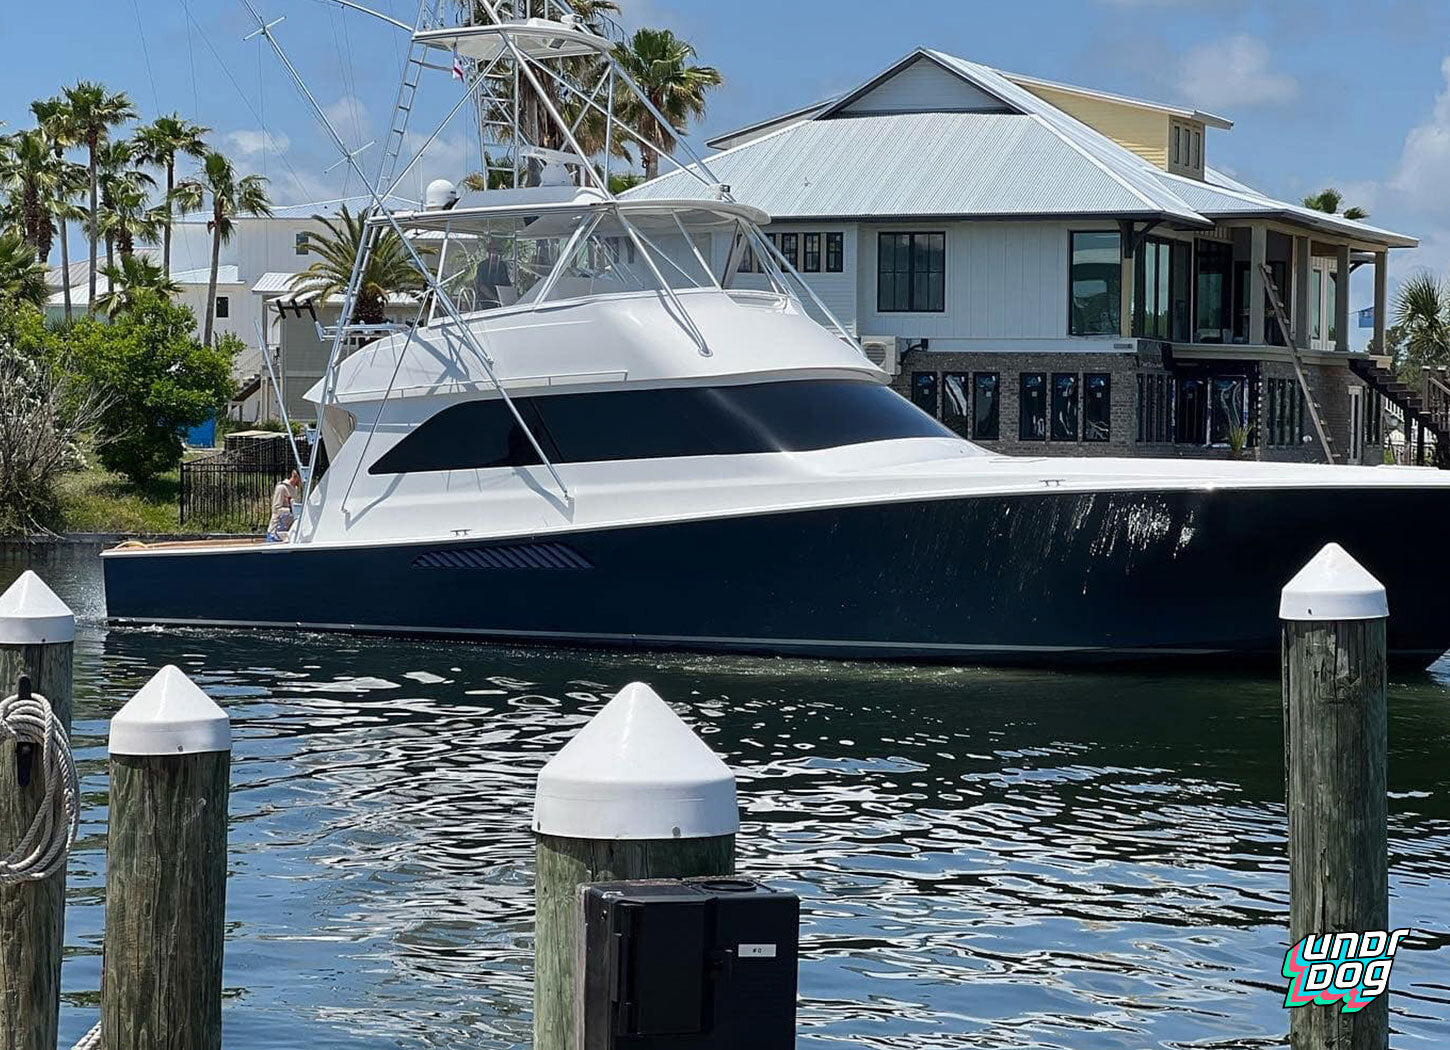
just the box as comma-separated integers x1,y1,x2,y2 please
636,48,1414,247
172,194,419,224
46,264,242,306
704,97,838,150
252,271,301,295
998,70,1233,130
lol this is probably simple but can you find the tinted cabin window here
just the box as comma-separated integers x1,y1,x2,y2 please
369,380,957,475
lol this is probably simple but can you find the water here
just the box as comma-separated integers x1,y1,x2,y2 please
5,544,1450,1049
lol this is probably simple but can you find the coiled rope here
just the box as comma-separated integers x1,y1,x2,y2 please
0,681,96,1047
0,683,79,886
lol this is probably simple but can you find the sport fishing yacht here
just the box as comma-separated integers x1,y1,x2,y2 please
103,3,1450,666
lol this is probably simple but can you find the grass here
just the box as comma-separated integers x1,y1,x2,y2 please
49,445,256,536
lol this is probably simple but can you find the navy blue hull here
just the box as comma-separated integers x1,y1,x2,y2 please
103,488,1450,666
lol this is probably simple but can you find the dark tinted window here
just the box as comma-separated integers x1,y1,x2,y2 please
802,233,821,273
878,232,945,312
1019,373,1046,441
370,379,956,475
1052,373,1079,441
910,372,938,416
825,232,844,272
973,373,1000,440
1084,373,1110,441
941,373,970,437
778,233,798,269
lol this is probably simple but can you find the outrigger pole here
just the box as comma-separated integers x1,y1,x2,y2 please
239,1,576,523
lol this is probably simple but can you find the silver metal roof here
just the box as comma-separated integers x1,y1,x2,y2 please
631,48,1415,248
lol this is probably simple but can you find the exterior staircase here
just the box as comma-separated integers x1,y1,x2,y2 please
1349,358,1450,467
1260,263,1338,464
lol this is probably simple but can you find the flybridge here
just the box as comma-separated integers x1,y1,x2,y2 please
240,0,860,517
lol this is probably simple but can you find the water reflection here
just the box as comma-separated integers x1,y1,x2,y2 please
5,545,1449,1049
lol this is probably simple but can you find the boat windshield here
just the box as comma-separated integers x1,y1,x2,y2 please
417,204,789,319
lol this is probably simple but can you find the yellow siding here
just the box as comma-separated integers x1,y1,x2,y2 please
1020,85,1170,170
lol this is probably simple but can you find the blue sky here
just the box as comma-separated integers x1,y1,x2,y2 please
4,0,1450,296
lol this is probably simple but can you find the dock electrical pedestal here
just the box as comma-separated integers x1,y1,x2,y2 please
579,877,799,1050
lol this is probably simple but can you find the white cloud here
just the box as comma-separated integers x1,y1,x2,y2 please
1177,35,1299,112
322,94,372,141
1388,56,1450,212
223,128,290,158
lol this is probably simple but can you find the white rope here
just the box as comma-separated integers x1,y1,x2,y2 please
0,687,79,886
70,1021,102,1050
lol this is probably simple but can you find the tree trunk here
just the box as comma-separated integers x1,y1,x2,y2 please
204,214,221,347
87,142,98,312
163,161,174,280
59,220,72,323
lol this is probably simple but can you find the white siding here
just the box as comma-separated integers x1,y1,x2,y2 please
707,224,859,331
852,220,1124,350
839,57,1011,116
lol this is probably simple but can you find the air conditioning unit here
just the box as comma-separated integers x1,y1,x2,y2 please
859,335,901,377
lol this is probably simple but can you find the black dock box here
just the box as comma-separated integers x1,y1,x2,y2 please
579,877,799,1049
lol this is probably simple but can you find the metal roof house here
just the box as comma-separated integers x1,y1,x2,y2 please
630,49,1431,464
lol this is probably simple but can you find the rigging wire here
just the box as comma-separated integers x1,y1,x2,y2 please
128,0,162,113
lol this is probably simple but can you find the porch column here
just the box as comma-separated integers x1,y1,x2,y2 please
1249,225,1267,345
1120,236,1135,339
1373,251,1388,356
1335,243,1352,351
1292,235,1312,345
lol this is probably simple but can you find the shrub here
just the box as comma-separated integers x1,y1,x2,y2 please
69,293,236,484
0,304,105,533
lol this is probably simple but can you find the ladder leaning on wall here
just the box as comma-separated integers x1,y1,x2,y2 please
1259,262,1337,464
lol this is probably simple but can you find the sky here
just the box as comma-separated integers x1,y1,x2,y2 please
4,0,1450,306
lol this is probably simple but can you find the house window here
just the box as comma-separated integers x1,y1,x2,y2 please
1019,373,1046,441
1051,373,1079,441
910,371,938,416
1209,376,1246,445
1192,130,1202,169
1195,240,1232,342
1084,373,1111,441
1327,271,1338,344
1365,390,1383,445
973,372,1000,440
757,232,778,273
295,232,309,255
1311,269,1323,340
1175,377,1208,445
1172,124,1182,165
825,232,844,273
878,232,945,312
215,295,230,319
1136,372,1174,443
802,233,821,273
941,373,970,436
1135,237,1191,341
1069,231,1121,336
777,232,799,270
1266,377,1305,447
736,236,755,273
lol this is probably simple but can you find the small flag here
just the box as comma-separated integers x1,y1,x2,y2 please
452,47,464,81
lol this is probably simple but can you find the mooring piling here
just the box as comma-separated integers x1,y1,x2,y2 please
532,681,739,1050
103,664,232,1050
1280,542,1390,1049
0,571,76,1050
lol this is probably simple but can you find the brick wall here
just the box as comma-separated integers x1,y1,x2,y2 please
896,350,1387,464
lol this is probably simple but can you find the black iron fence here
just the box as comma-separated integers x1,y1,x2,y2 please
179,452,284,533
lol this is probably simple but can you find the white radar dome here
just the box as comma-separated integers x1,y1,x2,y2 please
425,178,459,210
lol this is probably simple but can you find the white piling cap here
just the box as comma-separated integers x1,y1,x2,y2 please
533,682,738,840
0,570,75,645
1279,542,1388,621
109,665,231,756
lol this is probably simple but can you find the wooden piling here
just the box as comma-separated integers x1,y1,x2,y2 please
1280,543,1389,1050
0,571,75,1050
103,665,232,1050
532,682,738,1050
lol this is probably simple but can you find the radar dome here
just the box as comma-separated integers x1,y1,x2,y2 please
425,178,459,210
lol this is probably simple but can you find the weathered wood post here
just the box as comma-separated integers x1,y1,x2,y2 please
1280,542,1389,1049
533,681,739,1050
0,571,75,1050
103,665,231,1050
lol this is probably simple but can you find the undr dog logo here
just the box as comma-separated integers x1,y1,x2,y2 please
1283,929,1410,1013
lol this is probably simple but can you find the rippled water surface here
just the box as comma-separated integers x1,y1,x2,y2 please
5,544,1450,1049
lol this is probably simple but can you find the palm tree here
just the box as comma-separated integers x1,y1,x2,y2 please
100,179,163,261
95,254,180,318
612,28,721,180
133,114,210,279
289,205,425,326
172,150,272,345
32,95,83,321
1302,187,1369,222
96,139,154,275
1389,270,1450,376
61,81,136,309
0,129,62,263
0,229,48,308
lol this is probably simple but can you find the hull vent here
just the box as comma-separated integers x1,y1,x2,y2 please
413,541,593,570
